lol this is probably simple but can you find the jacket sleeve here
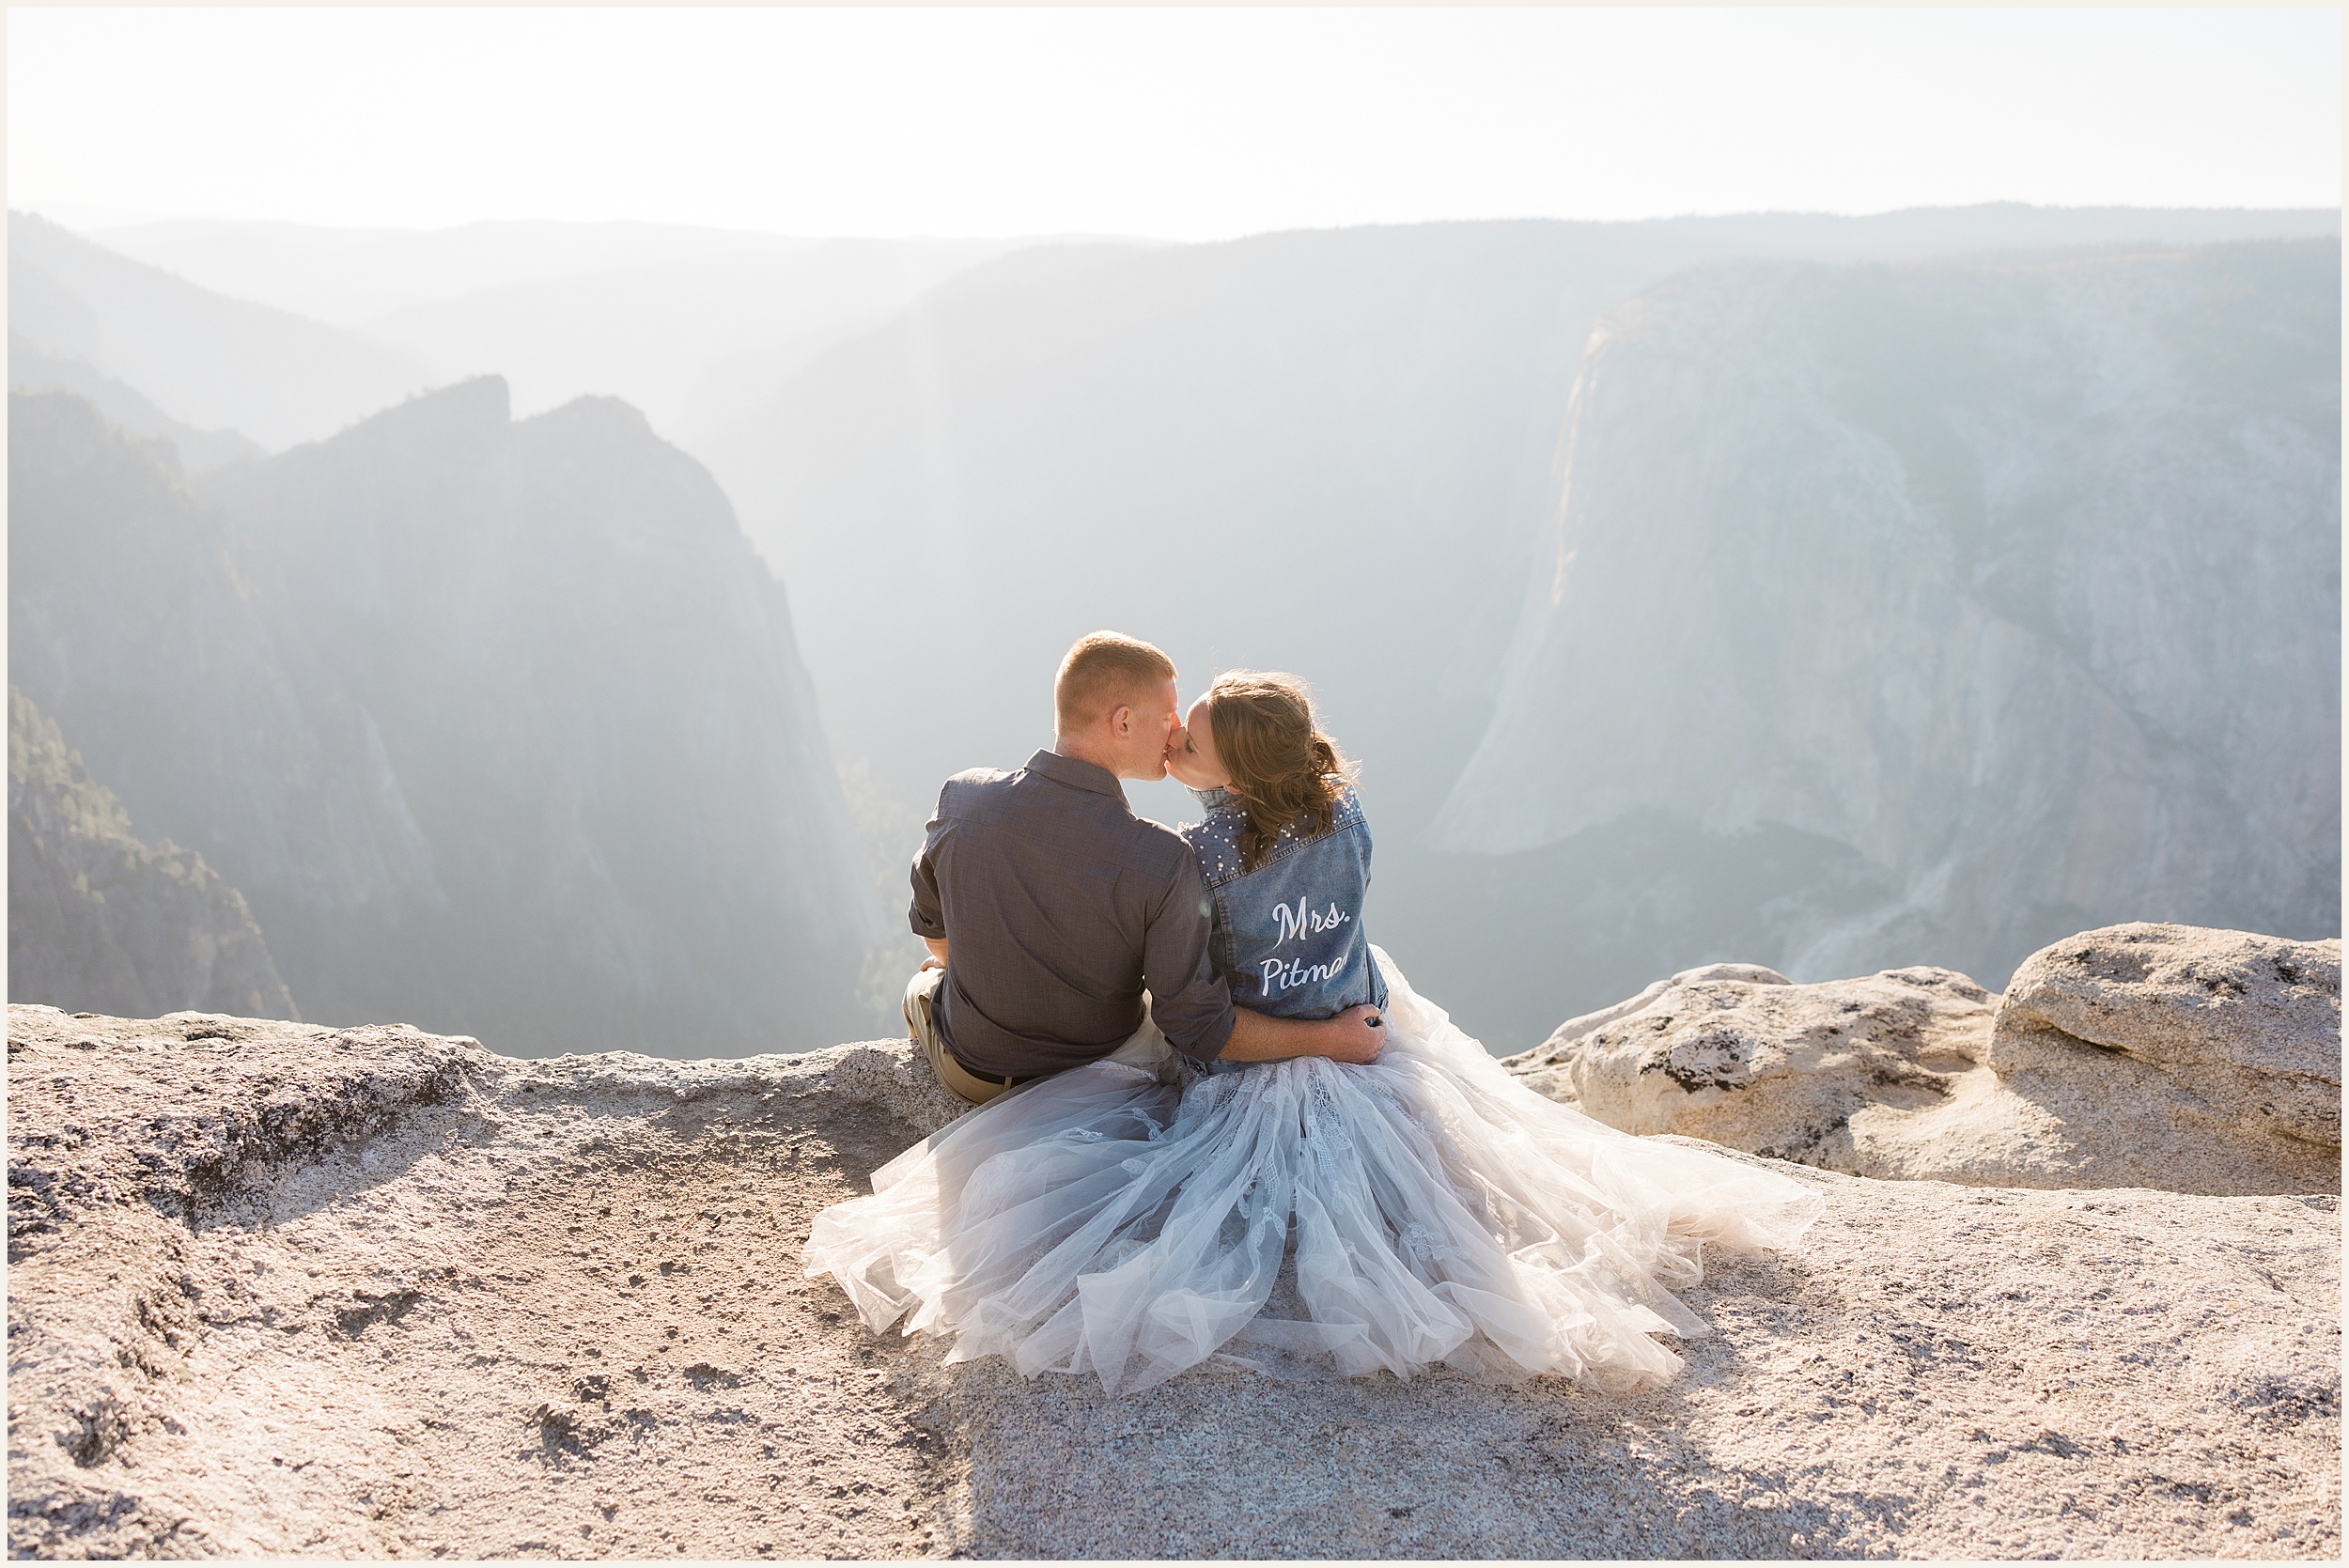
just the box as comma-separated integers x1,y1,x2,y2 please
908,791,949,940
1142,847,1236,1061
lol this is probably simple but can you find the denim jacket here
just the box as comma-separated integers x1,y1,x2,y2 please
1177,784,1388,1025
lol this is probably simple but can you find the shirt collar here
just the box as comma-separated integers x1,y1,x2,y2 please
1025,748,1128,800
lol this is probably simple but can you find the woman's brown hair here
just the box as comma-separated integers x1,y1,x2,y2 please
1206,671,1359,873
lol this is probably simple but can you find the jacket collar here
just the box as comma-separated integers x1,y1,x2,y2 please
1026,747,1127,800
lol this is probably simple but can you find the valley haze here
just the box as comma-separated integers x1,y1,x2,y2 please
7,202,2340,1060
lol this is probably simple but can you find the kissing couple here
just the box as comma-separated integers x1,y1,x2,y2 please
806,631,1822,1395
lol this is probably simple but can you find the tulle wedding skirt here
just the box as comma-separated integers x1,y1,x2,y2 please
803,948,1822,1395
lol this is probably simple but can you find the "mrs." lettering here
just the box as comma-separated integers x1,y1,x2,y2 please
1272,897,1350,946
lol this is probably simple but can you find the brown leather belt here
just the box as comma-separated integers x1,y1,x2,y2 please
922,1030,1038,1105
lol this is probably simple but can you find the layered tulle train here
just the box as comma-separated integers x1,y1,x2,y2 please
802,949,1822,1395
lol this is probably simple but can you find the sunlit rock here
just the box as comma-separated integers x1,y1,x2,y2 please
1510,924,2341,1196
8,1001,2338,1558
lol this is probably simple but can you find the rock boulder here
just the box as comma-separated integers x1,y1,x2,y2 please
1506,924,2341,1196
1992,923,2341,1153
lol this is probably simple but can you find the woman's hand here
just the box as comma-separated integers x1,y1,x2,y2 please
1319,1003,1388,1064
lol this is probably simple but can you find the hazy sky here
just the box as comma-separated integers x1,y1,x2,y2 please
9,7,2341,239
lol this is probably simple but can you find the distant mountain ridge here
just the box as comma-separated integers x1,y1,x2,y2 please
709,204,2345,831
367,236,1036,439
90,217,832,323
8,211,428,449
9,383,882,1056
702,205,2341,1051
9,202,2338,1060
8,329,263,474
68,214,1096,442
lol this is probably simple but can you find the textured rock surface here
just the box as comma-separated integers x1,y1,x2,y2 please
1507,962,2001,1172
1993,924,2342,1153
1509,926,2341,1197
8,687,294,1021
8,1003,2339,1559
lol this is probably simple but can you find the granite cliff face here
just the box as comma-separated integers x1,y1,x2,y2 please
8,383,881,1055
8,688,294,1021
1431,241,2340,1037
8,390,444,925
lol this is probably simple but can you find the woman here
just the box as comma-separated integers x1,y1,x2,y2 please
803,672,1821,1395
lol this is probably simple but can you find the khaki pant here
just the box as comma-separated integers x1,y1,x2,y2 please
905,966,1027,1106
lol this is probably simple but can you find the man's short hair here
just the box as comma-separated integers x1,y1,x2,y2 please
1055,631,1176,734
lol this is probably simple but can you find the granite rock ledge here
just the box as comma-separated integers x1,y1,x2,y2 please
5,1000,2340,1559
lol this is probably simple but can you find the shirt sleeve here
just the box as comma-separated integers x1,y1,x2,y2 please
908,793,948,940
1142,846,1236,1061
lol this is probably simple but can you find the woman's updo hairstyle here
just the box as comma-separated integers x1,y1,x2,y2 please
1205,671,1359,873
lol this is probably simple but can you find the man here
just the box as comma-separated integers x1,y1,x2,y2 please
906,630,1386,1104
